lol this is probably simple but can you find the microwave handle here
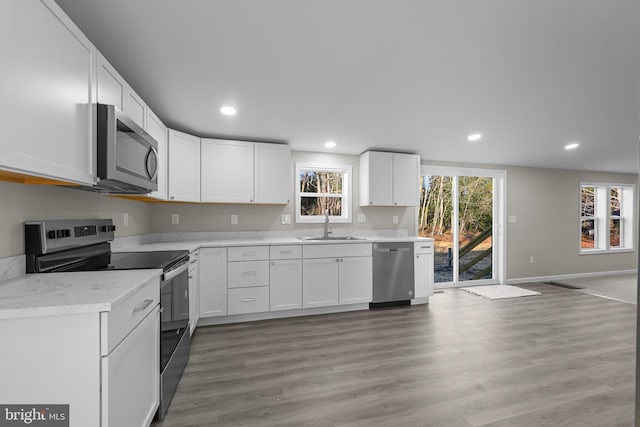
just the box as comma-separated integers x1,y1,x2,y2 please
145,145,159,181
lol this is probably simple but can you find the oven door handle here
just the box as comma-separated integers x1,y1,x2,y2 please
163,262,189,282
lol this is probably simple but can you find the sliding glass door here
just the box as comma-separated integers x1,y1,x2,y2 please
419,167,505,287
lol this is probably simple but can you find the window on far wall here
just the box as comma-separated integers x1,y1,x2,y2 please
580,183,634,253
295,163,352,223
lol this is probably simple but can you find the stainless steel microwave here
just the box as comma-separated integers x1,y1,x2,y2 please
94,104,158,194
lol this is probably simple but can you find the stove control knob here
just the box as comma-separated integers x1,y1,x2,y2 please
47,230,56,239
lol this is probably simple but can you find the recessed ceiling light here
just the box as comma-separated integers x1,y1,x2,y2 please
467,133,482,142
324,141,336,149
220,106,237,116
564,143,580,150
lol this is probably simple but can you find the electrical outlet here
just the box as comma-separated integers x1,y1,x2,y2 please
281,214,291,225
231,214,238,225
171,214,179,225
393,215,399,225
508,215,517,223
529,255,535,264
357,214,367,223
123,213,128,226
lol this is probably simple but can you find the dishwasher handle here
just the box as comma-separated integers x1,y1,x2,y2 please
376,247,411,253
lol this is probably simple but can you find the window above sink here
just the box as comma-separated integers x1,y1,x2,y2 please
295,162,352,224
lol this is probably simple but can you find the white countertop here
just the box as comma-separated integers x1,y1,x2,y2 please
0,269,161,320
115,236,434,252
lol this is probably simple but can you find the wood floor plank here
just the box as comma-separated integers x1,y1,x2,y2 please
153,283,635,426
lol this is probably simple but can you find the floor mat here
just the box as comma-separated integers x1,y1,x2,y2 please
461,284,541,300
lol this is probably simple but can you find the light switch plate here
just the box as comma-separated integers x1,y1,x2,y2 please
231,214,238,225
508,215,517,223
393,215,399,225
123,213,128,227
281,214,291,225
357,214,367,224
171,214,179,225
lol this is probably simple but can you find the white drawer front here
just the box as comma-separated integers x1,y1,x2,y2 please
414,242,434,254
228,286,269,315
228,246,269,261
228,260,269,288
303,243,372,259
270,245,302,260
101,276,160,356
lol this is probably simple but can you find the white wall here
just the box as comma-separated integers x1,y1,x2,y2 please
0,180,151,257
505,166,637,281
149,151,416,234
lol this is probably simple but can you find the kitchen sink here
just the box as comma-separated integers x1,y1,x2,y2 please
298,236,366,241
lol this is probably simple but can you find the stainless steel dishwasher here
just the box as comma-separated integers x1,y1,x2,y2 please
371,242,414,308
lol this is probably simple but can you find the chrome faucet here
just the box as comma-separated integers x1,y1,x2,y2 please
323,209,332,238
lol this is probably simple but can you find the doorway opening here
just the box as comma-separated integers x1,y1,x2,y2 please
418,166,505,288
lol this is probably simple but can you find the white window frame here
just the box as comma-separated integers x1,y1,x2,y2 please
579,182,635,254
295,162,352,223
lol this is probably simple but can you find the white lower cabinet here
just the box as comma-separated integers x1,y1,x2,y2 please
414,242,435,299
102,308,159,427
228,286,270,315
270,259,302,311
302,258,340,308
339,257,373,304
302,244,373,308
0,276,160,427
199,248,227,318
228,260,269,288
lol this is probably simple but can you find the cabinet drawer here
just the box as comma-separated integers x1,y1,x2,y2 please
270,245,302,260
303,243,372,259
101,276,160,356
228,260,269,288
228,246,269,261
414,242,434,255
228,286,269,315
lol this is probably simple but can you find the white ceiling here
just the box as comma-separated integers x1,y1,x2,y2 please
56,0,640,173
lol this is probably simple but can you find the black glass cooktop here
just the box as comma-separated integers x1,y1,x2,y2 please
107,250,189,271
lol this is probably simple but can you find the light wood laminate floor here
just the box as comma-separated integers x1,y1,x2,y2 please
154,283,635,426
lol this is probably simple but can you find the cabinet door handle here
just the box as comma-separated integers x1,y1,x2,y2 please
189,275,193,279
133,299,154,313
241,298,257,303
242,252,256,257
241,271,257,276
271,261,275,266
281,250,293,255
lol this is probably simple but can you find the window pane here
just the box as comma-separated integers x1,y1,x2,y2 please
299,170,319,193
299,170,343,194
581,187,595,216
610,188,621,216
300,197,342,216
581,219,595,248
610,218,621,247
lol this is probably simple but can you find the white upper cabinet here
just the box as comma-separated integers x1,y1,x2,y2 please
360,151,420,207
1,0,96,185
145,109,168,200
96,52,146,129
201,139,290,204
392,153,420,206
359,151,393,206
125,87,146,129
254,143,291,204
201,139,254,203
96,52,125,111
168,130,201,202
